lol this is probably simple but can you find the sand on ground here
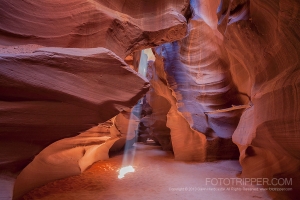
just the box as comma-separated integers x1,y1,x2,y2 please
22,143,272,200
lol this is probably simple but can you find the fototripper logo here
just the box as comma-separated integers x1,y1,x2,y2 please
205,177,292,186
168,178,293,193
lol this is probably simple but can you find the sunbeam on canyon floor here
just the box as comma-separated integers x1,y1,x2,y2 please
22,143,272,200
118,166,135,179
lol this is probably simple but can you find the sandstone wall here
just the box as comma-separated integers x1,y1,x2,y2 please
218,0,300,197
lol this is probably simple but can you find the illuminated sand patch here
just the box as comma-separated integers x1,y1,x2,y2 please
118,166,135,179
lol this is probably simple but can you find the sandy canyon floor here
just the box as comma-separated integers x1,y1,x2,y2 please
2,143,272,200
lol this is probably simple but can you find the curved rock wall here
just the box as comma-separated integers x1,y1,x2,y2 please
218,0,300,197
154,0,241,160
0,0,189,170
0,0,299,199
151,1,299,197
0,47,148,171
139,60,173,150
0,0,189,58
148,51,207,161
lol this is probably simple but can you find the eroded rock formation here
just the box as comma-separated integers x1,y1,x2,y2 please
141,61,173,150
151,0,241,160
143,50,207,161
218,0,300,198
142,0,299,198
0,0,189,58
0,47,148,171
12,123,118,199
0,0,299,199
0,0,189,170
0,0,190,198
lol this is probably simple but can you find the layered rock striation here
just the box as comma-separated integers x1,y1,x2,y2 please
145,50,207,161
0,47,149,171
0,0,190,198
218,0,300,198
0,0,190,58
153,0,242,160
1,0,299,199
0,0,189,170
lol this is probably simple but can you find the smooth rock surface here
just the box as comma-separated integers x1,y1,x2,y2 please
217,0,300,198
153,0,242,160
0,47,149,171
21,143,272,200
0,0,189,58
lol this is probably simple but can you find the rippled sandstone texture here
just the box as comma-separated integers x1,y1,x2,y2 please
147,0,299,198
0,0,189,170
0,0,189,198
0,47,148,171
0,0,190,198
0,0,189,58
151,0,242,161
141,60,173,151
0,0,299,199
218,0,300,198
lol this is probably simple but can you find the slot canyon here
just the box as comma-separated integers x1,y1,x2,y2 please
0,0,299,199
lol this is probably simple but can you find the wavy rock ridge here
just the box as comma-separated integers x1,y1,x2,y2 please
144,0,299,198
0,0,188,168
151,0,242,160
218,0,300,198
0,0,189,58
0,0,190,198
0,0,299,199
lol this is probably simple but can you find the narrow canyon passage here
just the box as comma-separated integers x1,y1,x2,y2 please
0,0,299,199
22,143,271,200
